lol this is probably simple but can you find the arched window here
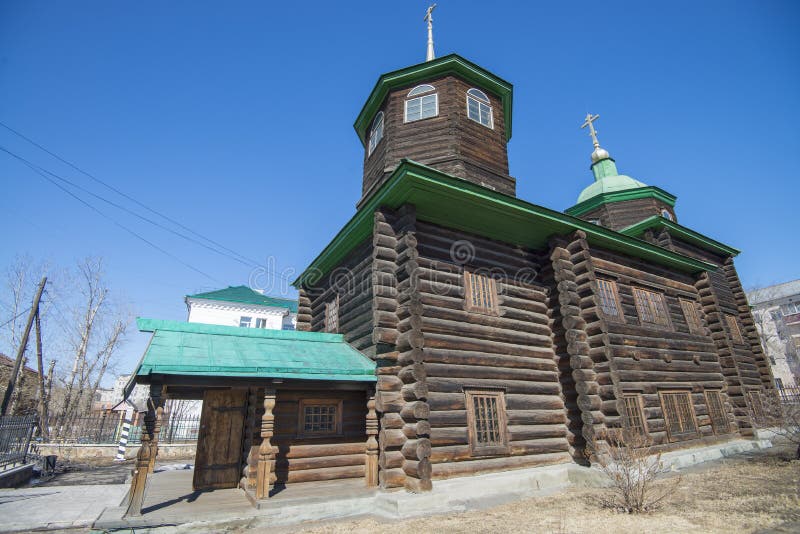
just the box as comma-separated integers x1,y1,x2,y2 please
661,209,674,221
405,85,438,122
368,111,384,156
467,88,493,128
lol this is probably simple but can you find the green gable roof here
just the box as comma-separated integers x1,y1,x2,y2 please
294,160,716,288
187,286,298,313
354,54,514,147
132,318,375,382
620,215,740,257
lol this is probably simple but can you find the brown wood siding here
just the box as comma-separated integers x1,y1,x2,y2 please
576,198,674,231
360,75,515,207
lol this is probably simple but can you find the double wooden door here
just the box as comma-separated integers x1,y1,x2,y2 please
193,389,246,490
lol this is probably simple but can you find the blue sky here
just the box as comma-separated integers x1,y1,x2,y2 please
1,1,798,374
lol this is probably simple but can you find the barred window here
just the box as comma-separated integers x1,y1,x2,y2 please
680,299,704,335
725,314,744,344
464,271,498,314
596,278,622,320
405,85,438,122
622,394,648,438
324,296,339,333
633,287,670,327
660,391,698,440
465,389,509,455
746,389,765,424
298,399,342,436
705,390,729,434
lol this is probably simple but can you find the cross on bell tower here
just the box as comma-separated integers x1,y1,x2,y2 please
424,4,437,61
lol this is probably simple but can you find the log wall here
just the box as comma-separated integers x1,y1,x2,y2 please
575,198,675,231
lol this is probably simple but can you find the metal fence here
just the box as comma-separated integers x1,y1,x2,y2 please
44,412,200,445
0,415,37,471
779,386,800,405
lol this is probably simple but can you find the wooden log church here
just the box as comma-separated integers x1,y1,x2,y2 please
125,48,775,512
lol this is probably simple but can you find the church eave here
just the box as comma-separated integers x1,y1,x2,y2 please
565,185,677,217
353,53,513,147
620,215,740,257
294,161,714,288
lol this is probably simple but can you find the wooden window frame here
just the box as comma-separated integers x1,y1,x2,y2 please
622,393,649,439
404,85,439,123
596,278,624,322
324,295,339,333
745,388,765,425
464,388,509,456
725,313,745,344
463,271,499,316
466,88,494,129
368,111,384,156
659,390,699,441
680,298,704,335
297,399,343,438
632,287,672,329
704,390,729,435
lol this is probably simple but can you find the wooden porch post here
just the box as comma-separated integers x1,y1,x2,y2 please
148,387,166,473
366,387,378,487
255,387,276,499
125,383,162,517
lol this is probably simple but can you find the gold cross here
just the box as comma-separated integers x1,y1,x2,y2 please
581,113,601,148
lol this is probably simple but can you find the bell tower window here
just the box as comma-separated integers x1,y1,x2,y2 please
405,84,438,122
466,88,493,128
368,112,384,156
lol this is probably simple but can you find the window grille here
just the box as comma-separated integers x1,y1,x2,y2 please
368,111,384,156
298,399,342,436
324,296,339,333
405,85,438,122
465,389,508,455
622,394,648,438
239,316,252,328
746,389,765,424
466,88,493,128
725,314,744,344
596,278,622,319
633,287,670,327
463,271,498,314
660,391,698,440
680,298,704,335
705,390,729,434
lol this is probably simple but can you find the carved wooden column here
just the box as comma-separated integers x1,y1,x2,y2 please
125,383,162,517
256,388,276,499
148,386,166,473
365,387,378,487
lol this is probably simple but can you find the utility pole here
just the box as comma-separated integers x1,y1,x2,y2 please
1,276,47,416
34,309,50,439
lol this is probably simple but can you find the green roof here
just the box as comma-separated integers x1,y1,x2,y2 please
354,54,514,147
620,215,740,258
567,185,677,218
132,318,375,382
187,286,298,313
294,160,716,288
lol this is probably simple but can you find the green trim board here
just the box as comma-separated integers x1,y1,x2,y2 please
354,54,514,147
187,285,298,313
131,318,376,383
620,216,740,257
566,185,677,217
294,160,716,288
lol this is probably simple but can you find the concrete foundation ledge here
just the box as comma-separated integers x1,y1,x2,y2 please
659,437,772,471
37,442,196,461
0,463,34,488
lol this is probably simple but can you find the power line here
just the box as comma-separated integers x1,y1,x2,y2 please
0,306,32,329
0,120,262,268
1,145,223,284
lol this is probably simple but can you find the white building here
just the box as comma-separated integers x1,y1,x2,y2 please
185,285,297,331
748,280,800,390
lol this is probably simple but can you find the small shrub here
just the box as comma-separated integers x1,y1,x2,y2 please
763,394,800,459
586,429,681,513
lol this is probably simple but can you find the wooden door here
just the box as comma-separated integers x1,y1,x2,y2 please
193,389,246,490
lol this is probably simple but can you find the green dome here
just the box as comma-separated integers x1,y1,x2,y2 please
577,174,647,203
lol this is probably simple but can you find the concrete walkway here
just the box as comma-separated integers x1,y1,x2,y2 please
0,483,128,533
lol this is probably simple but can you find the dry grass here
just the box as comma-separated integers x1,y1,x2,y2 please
291,445,800,534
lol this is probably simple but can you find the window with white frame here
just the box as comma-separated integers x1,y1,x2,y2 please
405,85,438,122
255,317,268,329
368,111,384,156
466,88,493,128
239,316,252,328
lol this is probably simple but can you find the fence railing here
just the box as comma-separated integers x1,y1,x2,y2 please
0,415,37,471
44,413,200,445
779,386,800,405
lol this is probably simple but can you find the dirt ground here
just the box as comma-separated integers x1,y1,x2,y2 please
286,445,800,534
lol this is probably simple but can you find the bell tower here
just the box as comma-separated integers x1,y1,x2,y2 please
353,53,516,207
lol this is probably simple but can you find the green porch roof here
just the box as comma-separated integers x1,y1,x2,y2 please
294,160,717,288
187,286,298,313
620,215,740,258
132,318,376,382
354,54,514,146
